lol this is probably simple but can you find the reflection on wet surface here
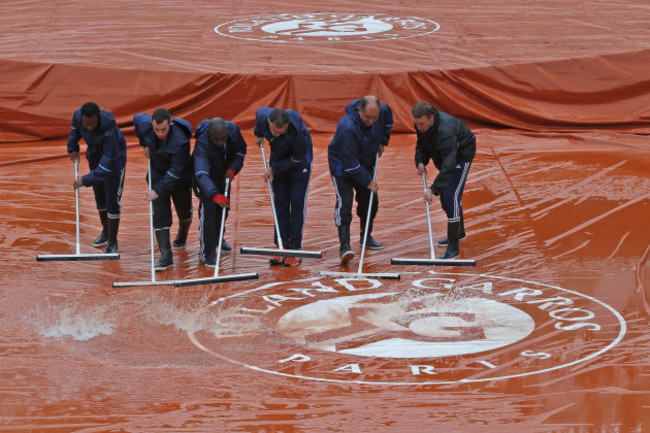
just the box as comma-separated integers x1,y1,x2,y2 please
1,131,649,431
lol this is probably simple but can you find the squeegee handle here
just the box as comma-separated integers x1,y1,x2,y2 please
148,159,156,282
358,153,379,275
260,144,284,250
422,174,436,260
74,159,81,256
214,176,230,278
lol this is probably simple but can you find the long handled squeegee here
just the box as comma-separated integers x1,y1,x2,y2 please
391,173,476,267
320,154,399,280
38,159,120,262
113,160,177,287
175,176,258,287
240,143,322,259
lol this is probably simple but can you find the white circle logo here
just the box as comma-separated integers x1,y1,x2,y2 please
215,13,441,43
189,272,626,385
278,293,535,358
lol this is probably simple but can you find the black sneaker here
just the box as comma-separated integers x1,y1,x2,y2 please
220,239,232,251
172,237,186,249
361,235,383,250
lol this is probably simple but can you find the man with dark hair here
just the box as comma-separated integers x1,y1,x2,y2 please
133,108,193,271
412,101,476,259
68,102,127,253
254,107,313,267
328,95,393,264
193,117,246,268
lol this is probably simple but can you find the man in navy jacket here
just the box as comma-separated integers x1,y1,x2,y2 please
193,118,246,268
68,102,127,254
133,108,193,270
254,107,313,267
328,96,393,264
412,101,476,259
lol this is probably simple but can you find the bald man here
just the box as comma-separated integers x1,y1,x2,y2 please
327,96,393,264
192,118,247,268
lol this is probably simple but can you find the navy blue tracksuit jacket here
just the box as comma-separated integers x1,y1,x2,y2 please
133,113,193,196
327,99,393,185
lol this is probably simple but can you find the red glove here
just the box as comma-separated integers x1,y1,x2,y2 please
227,168,235,181
212,194,230,208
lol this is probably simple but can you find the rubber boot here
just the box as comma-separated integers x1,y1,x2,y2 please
172,217,192,249
360,219,383,250
155,228,173,271
438,209,465,246
338,225,355,265
104,215,120,254
92,209,108,247
440,220,460,259
202,255,216,268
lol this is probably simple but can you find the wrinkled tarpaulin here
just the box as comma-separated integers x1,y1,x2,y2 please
1,0,649,142
1,50,649,143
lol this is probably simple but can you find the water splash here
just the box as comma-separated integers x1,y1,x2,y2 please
137,291,264,338
36,304,114,341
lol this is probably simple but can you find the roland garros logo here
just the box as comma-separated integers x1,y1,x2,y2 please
188,272,625,385
214,13,440,43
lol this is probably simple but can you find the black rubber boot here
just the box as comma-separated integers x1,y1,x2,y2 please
440,220,460,259
202,255,216,268
438,209,465,246
172,217,192,249
155,228,173,271
104,216,120,254
360,220,383,250
92,209,108,247
338,225,355,265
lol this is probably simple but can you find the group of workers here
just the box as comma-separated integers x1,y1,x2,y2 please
67,96,476,270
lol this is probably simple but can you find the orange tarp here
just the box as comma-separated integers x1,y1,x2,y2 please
2,51,650,143
1,1,650,431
